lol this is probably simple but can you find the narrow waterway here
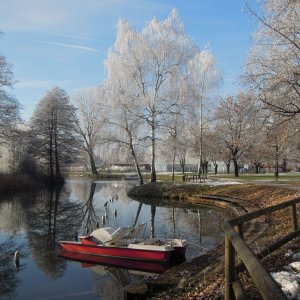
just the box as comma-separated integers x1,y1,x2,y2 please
0,179,232,299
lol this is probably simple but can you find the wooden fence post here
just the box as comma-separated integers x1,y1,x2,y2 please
225,236,235,300
291,204,298,231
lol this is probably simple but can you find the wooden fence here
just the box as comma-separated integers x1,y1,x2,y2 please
223,196,300,300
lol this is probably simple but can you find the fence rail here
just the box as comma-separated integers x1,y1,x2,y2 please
223,196,300,300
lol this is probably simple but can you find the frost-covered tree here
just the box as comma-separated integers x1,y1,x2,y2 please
101,69,146,185
187,49,221,176
245,0,300,117
73,87,104,176
30,87,79,181
105,10,199,182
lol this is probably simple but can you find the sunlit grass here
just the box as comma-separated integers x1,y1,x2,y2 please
209,173,300,181
67,170,300,184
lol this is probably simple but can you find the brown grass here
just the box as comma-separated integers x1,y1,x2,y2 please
131,182,300,299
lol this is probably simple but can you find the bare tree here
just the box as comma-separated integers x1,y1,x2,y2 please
73,87,104,175
215,92,259,176
30,87,79,182
243,125,270,173
0,33,20,144
264,116,293,178
245,0,300,118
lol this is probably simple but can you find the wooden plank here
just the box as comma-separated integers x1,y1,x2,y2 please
230,197,300,226
223,221,287,300
225,236,235,300
291,204,298,231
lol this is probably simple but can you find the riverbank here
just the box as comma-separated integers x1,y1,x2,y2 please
127,181,300,299
0,174,40,192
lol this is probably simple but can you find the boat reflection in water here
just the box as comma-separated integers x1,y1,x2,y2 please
59,250,185,298
59,249,186,274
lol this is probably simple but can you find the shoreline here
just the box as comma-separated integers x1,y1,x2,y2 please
126,181,300,299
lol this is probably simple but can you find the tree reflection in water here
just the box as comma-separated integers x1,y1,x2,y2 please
0,237,22,298
26,186,83,279
80,182,99,234
0,180,233,299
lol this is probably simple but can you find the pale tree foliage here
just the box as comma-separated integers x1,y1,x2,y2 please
187,49,221,176
159,110,187,181
104,10,198,182
285,118,300,167
0,32,20,143
102,73,145,185
190,126,210,174
215,92,259,176
245,0,300,117
30,87,79,181
176,119,190,177
73,87,105,175
158,81,190,181
206,129,222,175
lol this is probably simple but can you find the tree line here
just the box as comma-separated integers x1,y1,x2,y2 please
0,1,299,185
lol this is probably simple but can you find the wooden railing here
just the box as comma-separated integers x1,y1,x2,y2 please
223,197,300,300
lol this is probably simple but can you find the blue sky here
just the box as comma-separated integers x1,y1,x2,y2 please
0,0,258,121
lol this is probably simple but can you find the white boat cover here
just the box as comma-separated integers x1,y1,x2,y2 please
90,227,129,244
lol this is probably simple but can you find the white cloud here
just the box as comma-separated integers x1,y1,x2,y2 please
40,41,102,53
15,79,73,89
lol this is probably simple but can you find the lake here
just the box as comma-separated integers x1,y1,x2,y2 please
0,179,232,299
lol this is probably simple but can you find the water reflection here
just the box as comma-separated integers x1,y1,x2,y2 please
0,179,232,299
25,186,83,280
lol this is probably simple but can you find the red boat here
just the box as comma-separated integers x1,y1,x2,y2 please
59,225,188,263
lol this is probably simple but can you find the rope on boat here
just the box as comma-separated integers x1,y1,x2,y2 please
188,242,209,251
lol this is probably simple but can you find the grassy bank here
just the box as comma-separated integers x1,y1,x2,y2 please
127,182,300,299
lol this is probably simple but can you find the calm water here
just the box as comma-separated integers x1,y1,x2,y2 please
0,179,232,300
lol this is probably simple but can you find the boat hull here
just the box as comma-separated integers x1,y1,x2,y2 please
59,241,176,262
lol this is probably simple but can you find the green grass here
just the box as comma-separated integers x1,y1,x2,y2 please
209,173,300,181
66,170,300,184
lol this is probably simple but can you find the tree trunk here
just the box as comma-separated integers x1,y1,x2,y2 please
49,127,54,179
53,114,60,179
282,159,287,173
150,205,156,238
150,121,156,183
180,157,185,176
129,136,144,185
275,141,279,180
171,151,176,181
255,164,259,174
89,150,98,176
198,156,202,178
131,203,143,229
226,162,230,174
214,164,218,175
233,158,239,177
